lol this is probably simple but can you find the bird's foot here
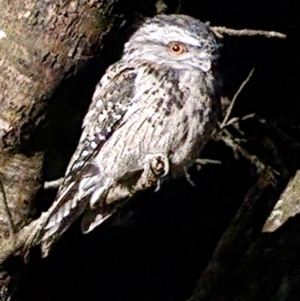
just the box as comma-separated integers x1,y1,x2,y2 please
143,153,169,191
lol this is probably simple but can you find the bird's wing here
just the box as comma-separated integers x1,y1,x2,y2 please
29,63,137,255
66,63,137,177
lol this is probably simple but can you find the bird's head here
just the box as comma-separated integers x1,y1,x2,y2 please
124,14,220,73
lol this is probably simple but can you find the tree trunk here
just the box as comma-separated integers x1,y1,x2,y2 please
188,167,300,301
0,0,163,298
0,1,298,301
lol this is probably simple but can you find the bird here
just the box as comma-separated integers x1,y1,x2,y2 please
30,14,221,257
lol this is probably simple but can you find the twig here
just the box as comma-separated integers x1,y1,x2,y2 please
215,129,266,174
196,159,222,165
221,68,255,128
183,167,195,187
216,128,279,184
196,158,222,171
44,178,63,190
211,26,287,39
257,118,300,147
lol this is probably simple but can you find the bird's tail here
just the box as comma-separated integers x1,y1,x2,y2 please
26,181,89,257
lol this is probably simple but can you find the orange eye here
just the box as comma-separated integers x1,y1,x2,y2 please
168,42,186,55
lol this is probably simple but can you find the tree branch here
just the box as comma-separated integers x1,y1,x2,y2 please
211,26,287,39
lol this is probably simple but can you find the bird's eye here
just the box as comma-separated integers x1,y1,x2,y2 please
168,42,186,55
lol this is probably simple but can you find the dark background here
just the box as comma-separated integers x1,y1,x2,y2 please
17,1,300,300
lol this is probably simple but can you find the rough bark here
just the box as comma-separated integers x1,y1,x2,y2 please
188,168,300,301
0,1,299,301
0,0,162,299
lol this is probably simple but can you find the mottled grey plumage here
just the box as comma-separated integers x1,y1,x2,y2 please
33,14,220,257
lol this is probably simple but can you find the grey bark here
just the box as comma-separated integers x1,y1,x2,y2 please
0,1,297,300
0,0,163,299
188,139,300,300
